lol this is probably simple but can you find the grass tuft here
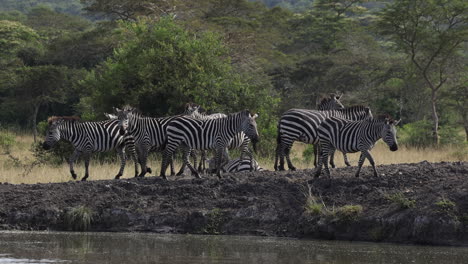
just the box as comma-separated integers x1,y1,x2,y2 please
65,206,94,231
385,192,416,209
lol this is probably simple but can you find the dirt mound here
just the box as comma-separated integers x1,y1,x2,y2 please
0,161,467,245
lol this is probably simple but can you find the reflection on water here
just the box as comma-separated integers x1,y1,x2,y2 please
0,231,467,264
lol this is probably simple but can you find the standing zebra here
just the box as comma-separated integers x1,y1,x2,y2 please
274,105,372,171
315,115,400,178
160,110,259,179
42,116,132,181
186,110,255,174
111,104,200,178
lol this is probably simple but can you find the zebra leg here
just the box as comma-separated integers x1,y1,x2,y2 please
81,154,91,181
176,147,190,176
363,150,378,177
137,148,149,178
197,151,206,174
183,149,200,178
285,146,296,171
68,149,81,180
313,144,318,168
343,153,351,167
314,142,329,178
355,152,366,178
115,147,126,179
324,148,335,178
329,148,336,169
170,153,176,176
160,149,171,180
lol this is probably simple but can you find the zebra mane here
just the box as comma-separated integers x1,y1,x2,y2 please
375,114,395,122
47,116,80,125
319,94,337,105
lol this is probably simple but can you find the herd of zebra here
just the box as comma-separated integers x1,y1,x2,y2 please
42,94,400,181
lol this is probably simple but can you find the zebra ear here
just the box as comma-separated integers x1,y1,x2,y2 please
394,119,401,126
113,107,121,113
336,93,342,100
252,113,258,119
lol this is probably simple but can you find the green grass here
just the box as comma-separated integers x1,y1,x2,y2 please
385,192,416,209
65,206,94,231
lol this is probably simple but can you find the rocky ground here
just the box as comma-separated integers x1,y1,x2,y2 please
0,161,467,245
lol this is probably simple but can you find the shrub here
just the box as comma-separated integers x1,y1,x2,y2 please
385,192,416,209
65,206,94,231
0,130,15,152
399,120,433,147
435,198,456,211
335,205,363,222
305,196,323,216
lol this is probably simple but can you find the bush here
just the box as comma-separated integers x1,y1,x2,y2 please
385,192,416,209
399,120,433,147
335,205,363,222
439,126,464,146
0,130,15,152
65,206,94,231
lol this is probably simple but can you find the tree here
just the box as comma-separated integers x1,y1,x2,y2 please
80,17,278,118
80,0,178,20
377,0,468,144
0,20,41,65
11,65,78,141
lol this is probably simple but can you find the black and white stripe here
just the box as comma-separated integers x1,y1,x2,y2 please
315,116,400,178
112,104,199,178
274,105,372,171
186,110,255,173
42,117,127,181
160,110,259,179
207,158,264,173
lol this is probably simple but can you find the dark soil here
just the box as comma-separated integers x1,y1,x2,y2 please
0,161,467,246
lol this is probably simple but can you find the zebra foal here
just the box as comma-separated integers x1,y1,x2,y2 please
160,110,259,179
315,115,400,178
42,116,132,181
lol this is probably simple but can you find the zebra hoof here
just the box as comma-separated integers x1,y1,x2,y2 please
355,173,360,178
147,167,152,174
345,163,351,167
71,172,77,180
161,175,168,180
290,167,297,171
114,174,122,179
81,177,88,182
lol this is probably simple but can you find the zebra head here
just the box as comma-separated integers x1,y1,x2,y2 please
318,93,344,110
184,103,201,115
382,118,400,152
42,117,72,150
113,106,134,136
240,111,260,152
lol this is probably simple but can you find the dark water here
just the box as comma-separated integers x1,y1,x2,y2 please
0,232,467,264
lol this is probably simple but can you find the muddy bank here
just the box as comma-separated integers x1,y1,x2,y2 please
0,161,467,246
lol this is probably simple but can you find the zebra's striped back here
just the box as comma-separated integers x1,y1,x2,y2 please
44,118,123,152
318,116,399,153
278,105,372,145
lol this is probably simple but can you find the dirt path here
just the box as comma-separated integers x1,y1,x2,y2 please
0,161,467,245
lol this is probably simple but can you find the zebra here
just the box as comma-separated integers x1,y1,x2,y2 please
185,110,255,174
274,105,372,171
207,158,264,173
160,110,259,179
42,116,133,181
111,103,200,178
315,115,400,178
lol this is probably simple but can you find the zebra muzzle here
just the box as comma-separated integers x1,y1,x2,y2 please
390,144,398,151
119,127,126,136
42,142,51,150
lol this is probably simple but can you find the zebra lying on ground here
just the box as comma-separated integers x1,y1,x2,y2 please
42,116,134,181
315,115,400,178
275,105,372,171
207,158,264,173
110,103,200,178
161,110,259,179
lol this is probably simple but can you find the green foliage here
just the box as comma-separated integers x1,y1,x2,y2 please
0,0,84,16
0,130,15,152
302,145,315,163
0,20,41,60
65,206,94,231
435,198,456,212
439,126,465,146
399,120,433,147
385,192,416,209
81,17,278,117
203,208,224,235
305,196,323,216
334,205,363,223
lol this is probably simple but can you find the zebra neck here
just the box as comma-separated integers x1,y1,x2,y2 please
59,122,75,141
368,121,385,142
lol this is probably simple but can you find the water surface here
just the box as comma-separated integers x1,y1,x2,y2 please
0,231,467,264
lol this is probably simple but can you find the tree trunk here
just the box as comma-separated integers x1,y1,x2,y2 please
430,90,439,145
32,103,40,143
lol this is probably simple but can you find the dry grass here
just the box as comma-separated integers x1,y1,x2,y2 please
0,131,466,184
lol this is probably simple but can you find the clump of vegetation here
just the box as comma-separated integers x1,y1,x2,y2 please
203,208,224,235
65,206,94,231
435,198,456,212
305,196,324,216
334,205,363,223
385,192,416,209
